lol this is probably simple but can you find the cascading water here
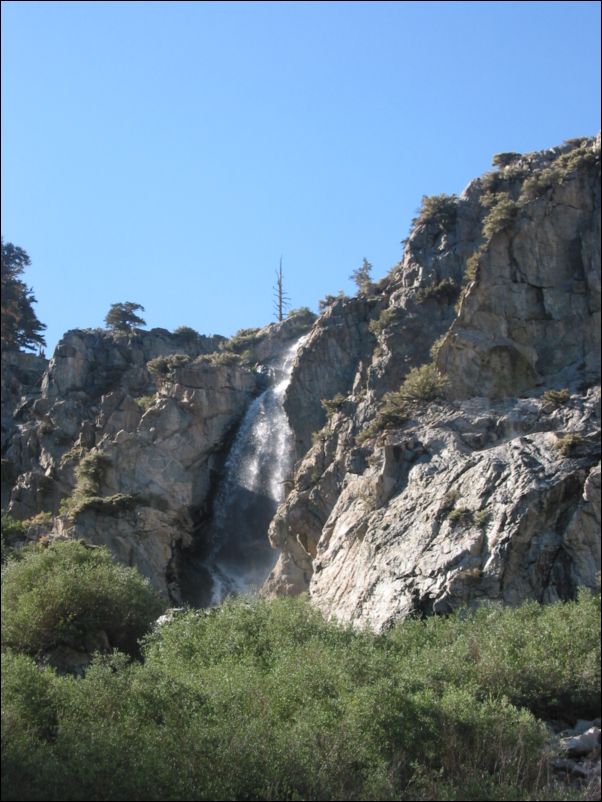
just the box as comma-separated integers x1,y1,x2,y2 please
189,335,307,606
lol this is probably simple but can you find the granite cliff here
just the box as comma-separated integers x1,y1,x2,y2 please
2,136,600,628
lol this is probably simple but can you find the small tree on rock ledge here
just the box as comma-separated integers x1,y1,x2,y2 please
105,302,146,332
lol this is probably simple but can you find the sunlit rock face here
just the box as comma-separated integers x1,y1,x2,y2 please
266,136,601,629
2,137,600,625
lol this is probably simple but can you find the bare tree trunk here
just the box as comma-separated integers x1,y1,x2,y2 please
273,257,290,322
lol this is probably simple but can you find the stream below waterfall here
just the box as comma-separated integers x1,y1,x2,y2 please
180,335,307,607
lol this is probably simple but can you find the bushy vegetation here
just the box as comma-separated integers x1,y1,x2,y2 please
104,302,146,332
368,307,397,336
1,541,165,659
1,515,27,563
415,277,459,305
1,239,46,352
1,590,599,801
543,388,570,408
492,152,522,168
356,364,447,444
482,193,518,240
134,394,156,411
350,258,374,295
223,327,263,354
554,432,585,456
195,350,243,367
397,362,448,403
147,353,191,376
319,290,348,310
321,393,346,418
519,138,600,203
172,325,200,340
412,193,459,232
58,452,112,518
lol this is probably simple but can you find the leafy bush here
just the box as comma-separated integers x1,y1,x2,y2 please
1,515,27,563
430,333,448,361
2,593,599,801
554,432,585,456
318,290,348,310
321,393,346,418
482,193,518,239
415,277,459,305
492,152,522,168
222,327,264,355
59,452,112,518
356,364,447,444
413,193,459,232
147,353,191,376
398,362,448,403
172,325,199,339
542,388,570,408
1,540,165,658
368,307,396,336
519,138,600,203
195,351,242,367
134,394,155,411
287,306,314,319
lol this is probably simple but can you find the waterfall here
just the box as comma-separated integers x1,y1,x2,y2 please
195,334,307,606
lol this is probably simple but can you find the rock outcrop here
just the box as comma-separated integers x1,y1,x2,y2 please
1,318,315,598
2,136,600,628
266,135,601,629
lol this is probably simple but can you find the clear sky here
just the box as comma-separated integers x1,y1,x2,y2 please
2,0,600,353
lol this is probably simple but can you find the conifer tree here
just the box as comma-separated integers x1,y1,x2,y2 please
1,239,47,352
104,302,146,331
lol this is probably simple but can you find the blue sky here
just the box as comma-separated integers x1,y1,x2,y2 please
2,0,600,353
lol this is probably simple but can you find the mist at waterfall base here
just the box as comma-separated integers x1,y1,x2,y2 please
180,336,306,607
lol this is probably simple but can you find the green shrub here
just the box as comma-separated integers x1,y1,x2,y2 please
542,388,570,408
357,361,450,443
195,351,242,367
482,193,518,239
147,353,191,376
554,432,585,456
172,325,199,339
1,540,165,658
287,306,314,319
447,505,472,524
430,333,448,361
223,327,264,354
3,593,599,801
321,393,346,418
1,515,27,564
413,193,459,232
464,250,482,283
59,452,113,519
134,394,155,411
492,152,522,168
415,277,459,305
368,307,396,336
398,362,448,403
355,388,411,444
318,290,347,310
473,510,490,529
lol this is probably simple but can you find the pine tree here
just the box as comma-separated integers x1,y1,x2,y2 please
349,258,373,295
1,239,47,351
104,302,146,331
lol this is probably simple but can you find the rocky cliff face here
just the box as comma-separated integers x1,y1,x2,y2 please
1,318,313,598
2,136,600,627
266,135,601,629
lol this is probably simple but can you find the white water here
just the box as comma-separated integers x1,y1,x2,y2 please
201,335,307,605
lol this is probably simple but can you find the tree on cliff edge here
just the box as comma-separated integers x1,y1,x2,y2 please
104,302,146,332
1,239,47,352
